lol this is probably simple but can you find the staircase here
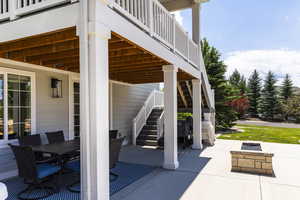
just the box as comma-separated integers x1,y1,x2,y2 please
177,81,193,109
132,90,164,147
136,108,164,147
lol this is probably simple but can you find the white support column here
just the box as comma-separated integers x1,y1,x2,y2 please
79,0,111,199
163,65,179,170
192,2,201,44
109,81,114,130
192,79,203,149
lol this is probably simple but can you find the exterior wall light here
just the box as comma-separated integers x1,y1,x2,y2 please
51,78,62,98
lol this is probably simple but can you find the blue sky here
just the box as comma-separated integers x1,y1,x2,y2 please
174,0,300,86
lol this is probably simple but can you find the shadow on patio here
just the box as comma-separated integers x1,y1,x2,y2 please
3,145,211,200
112,145,211,200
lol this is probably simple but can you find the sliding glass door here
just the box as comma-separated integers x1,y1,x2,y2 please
0,68,35,145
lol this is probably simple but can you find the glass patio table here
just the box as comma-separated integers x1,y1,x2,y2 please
31,139,80,156
31,139,80,191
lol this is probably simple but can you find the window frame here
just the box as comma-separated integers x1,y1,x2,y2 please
68,75,79,140
0,67,36,147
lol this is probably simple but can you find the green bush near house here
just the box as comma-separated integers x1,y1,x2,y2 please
177,112,192,120
218,124,300,144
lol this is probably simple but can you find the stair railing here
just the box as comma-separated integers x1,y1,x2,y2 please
132,90,164,145
157,111,164,139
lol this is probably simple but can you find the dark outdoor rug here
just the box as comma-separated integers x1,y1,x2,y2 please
3,162,155,200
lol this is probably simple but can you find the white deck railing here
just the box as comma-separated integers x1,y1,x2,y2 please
0,0,213,108
132,90,164,145
0,0,75,21
0,0,9,21
113,0,201,70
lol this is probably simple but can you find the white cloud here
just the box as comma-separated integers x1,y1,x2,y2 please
284,16,289,21
224,50,300,87
172,11,183,26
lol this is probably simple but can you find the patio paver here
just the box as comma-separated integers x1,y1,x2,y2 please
113,139,300,200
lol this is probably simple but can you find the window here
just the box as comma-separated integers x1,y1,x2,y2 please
73,82,80,138
0,68,35,144
0,74,4,140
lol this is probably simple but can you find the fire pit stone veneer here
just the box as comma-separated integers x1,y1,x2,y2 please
231,143,274,176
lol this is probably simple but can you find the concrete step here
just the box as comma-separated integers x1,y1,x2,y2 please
149,112,162,117
147,117,160,122
140,129,158,135
147,121,158,125
143,125,158,130
136,139,158,146
138,134,158,140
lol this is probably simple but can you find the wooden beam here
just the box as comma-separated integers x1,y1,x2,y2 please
8,39,79,60
42,55,79,65
186,80,193,98
0,27,76,53
110,66,162,73
177,83,188,108
25,49,79,62
110,61,166,68
109,49,144,58
0,37,78,55
109,41,133,50
110,54,154,63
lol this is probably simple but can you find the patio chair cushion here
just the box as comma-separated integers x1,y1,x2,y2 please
65,160,80,173
36,163,61,179
0,182,8,200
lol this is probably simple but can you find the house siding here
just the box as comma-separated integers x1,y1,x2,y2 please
0,64,160,179
0,64,70,179
112,83,159,144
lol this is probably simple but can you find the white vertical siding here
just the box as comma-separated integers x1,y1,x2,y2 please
112,83,160,144
35,71,69,142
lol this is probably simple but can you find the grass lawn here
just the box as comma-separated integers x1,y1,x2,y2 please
218,124,300,144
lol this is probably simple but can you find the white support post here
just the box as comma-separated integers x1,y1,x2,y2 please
109,81,114,130
192,79,203,150
9,0,18,20
79,0,111,199
89,23,110,196
163,65,179,170
192,2,201,44
172,14,176,52
132,119,137,145
148,0,154,36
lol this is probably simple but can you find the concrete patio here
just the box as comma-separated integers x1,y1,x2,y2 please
113,139,300,200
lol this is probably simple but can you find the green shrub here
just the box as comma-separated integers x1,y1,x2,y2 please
177,112,192,120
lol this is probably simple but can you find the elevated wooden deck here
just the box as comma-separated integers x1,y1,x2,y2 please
0,27,194,84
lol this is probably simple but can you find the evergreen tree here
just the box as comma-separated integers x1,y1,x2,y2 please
247,70,261,117
280,74,293,102
239,76,248,95
229,69,242,86
229,69,247,95
259,71,281,120
201,39,238,129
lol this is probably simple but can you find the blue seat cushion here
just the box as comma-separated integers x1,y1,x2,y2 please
36,164,61,179
65,160,80,173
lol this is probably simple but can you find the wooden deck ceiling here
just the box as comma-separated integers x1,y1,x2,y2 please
0,27,194,84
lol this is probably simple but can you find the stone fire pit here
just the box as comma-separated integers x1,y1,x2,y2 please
230,142,274,176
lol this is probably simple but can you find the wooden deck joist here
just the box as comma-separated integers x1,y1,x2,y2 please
0,27,195,84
